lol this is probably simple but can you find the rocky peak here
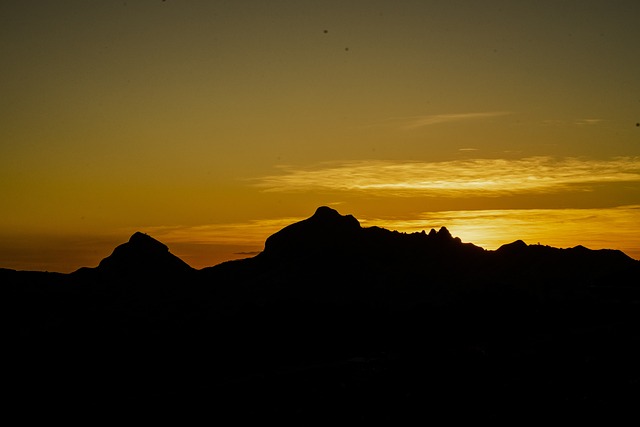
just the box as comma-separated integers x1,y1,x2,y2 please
436,226,452,239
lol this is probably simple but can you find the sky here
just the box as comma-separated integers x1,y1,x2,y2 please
1,0,640,271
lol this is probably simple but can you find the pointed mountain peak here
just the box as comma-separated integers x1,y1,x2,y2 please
128,232,169,252
97,232,192,275
436,226,452,238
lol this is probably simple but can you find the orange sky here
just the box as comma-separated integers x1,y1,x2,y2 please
1,1,639,271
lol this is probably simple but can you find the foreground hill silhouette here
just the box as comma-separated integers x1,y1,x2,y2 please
3,206,640,420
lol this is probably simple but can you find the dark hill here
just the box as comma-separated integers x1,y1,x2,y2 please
3,207,640,420
263,206,362,258
95,231,193,276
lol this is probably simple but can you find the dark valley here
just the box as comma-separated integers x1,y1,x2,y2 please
3,207,640,420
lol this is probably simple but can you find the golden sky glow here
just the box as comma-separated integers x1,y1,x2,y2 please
150,205,640,268
1,1,639,271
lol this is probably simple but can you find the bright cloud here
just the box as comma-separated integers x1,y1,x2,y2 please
256,157,640,197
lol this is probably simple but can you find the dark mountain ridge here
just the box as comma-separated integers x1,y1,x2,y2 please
3,206,639,420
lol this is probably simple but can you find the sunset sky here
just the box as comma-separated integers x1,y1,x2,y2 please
2,1,639,272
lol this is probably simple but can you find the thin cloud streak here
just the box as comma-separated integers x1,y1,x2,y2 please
256,157,640,197
575,118,603,125
403,112,512,129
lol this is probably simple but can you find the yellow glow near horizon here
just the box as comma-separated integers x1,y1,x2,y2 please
167,206,640,268
362,206,640,258
112,205,640,268
2,205,638,273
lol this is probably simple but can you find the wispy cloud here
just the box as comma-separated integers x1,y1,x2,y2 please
542,118,604,126
256,157,640,197
574,118,603,126
402,112,512,129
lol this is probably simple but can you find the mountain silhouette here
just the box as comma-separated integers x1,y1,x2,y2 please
95,231,193,276
263,206,362,258
3,206,640,420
